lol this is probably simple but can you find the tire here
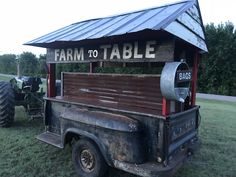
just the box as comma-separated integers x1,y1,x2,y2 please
72,138,108,177
0,81,15,127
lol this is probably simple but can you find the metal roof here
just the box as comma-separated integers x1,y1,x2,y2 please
25,0,207,52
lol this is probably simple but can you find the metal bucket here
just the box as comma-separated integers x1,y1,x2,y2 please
160,62,191,102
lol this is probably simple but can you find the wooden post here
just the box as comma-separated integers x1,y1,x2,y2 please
89,62,97,73
162,98,170,116
191,51,200,106
48,64,56,97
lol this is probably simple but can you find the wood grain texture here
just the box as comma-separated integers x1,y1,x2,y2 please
62,73,163,116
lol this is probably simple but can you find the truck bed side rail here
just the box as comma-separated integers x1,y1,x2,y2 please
61,73,163,116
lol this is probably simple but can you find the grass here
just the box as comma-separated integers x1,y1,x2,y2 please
0,107,76,177
0,74,12,82
0,74,235,176
0,100,235,177
175,99,236,177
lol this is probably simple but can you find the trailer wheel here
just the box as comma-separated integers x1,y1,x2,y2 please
72,138,108,177
0,81,15,127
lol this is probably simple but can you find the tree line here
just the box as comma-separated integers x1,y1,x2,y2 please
0,52,47,78
0,22,235,96
198,22,236,96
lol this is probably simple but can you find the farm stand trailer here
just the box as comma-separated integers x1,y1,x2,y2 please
25,0,207,177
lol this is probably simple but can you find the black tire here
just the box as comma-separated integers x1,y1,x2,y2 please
72,138,108,177
0,81,15,127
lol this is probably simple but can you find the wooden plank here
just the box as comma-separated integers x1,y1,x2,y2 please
63,80,161,94
162,98,170,116
63,83,163,103
63,73,161,84
48,64,56,97
63,76,160,86
63,96,162,116
191,51,199,106
63,91,163,106
63,87,162,101
177,12,205,39
63,87,162,99
63,75,161,98
187,5,201,23
46,39,174,63
63,80,161,92
165,21,207,52
63,74,161,93
62,73,163,116
64,95,162,112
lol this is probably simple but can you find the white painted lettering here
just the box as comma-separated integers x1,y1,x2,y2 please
74,48,84,61
88,50,98,58
134,42,143,59
60,49,66,61
55,49,60,61
122,43,132,59
52,40,160,62
88,50,93,57
67,48,73,61
93,50,98,58
145,40,156,58
100,45,111,60
110,44,121,59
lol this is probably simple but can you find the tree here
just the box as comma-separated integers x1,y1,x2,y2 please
198,22,236,96
0,54,17,74
56,63,89,79
38,54,47,78
19,52,39,76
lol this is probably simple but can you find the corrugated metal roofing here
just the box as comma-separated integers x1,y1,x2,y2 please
25,0,207,52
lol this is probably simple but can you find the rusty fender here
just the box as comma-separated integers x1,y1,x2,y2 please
60,107,146,166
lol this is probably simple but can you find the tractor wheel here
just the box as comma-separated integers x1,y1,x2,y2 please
0,81,15,127
72,138,108,177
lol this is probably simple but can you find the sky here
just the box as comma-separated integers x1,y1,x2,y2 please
0,0,235,56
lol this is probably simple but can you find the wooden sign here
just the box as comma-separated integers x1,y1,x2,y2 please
46,40,174,63
176,70,192,83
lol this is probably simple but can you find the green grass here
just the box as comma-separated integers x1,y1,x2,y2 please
175,99,236,177
0,107,76,177
0,107,131,177
0,75,12,82
0,74,235,177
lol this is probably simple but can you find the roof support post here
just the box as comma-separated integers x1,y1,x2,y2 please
191,50,200,106
47,63,56,97
90,62,99,73
162,98,170,116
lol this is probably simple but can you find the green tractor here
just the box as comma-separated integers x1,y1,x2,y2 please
0,76,45,127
